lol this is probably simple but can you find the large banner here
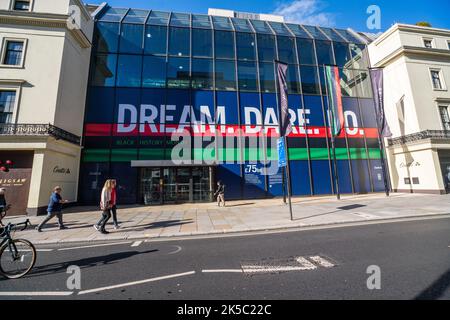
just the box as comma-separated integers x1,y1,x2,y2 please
276,62,292,137
370,69,392,138
324,66,345,138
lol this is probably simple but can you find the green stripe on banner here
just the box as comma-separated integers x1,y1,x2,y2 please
82,148,383,163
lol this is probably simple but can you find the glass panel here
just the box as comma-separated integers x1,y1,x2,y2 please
116,55,142,87
257,33,276,62
123,9,149,24
251,20,273,34
96,22,120,53
259,62,275,93
163,168,177,203
286,24,311,38
144,25,167,55
170,13,190,27
238,61,258,91
277,36,297,64
147,11,170,25
215,60,237,91
214,31,235,59
231,18,253,32
297,38,317,65
98,7,128,22
119,24,144,54
0,91,16,124
13,1,30,10
167,57,190,88
192,14,212,28
319,27,346,42
212,16,234,31
335,29,365,44
300,65,320,94
91,54,117,86
236,32,256,61
192,29,212,57
192,58,214,90
268,22,291,36
353,69,373,98
193,167,212,202
302,25,329,41
142,56,166,88
339,68,354,97
141,168,162,205
169,27,190,56
334,42,351,67
350,44,369,69
287,65,301,94
440,107,450,130
315,40,334,65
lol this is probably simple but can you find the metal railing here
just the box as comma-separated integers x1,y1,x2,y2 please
388,130,450,146
0,124,81,145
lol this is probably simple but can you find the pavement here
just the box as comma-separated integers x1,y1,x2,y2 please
2,216,450,299
3,192,450,245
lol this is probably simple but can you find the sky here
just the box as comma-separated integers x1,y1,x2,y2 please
86,0,450,32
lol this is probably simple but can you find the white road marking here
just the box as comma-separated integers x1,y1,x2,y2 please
242,266,314,273
168,245,182,255
350,212,380,219
0,292,73,296
21,249,53,252
202,269,243,273
58,242,131,251
296,257,318,270
78,271,196,295
131,241,142,247
309,256,335,268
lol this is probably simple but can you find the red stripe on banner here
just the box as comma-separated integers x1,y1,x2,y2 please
333,66,345,135
84,124,112,136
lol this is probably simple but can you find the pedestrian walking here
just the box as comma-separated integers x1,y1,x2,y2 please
214,181,226,207
110,179,120,229
94,180,113,234
0,188,11,227
36,186,69,232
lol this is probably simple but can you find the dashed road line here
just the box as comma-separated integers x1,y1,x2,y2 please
78,271,196,295
131,241,143,247
0,292,73,296
202,269,243,273
309,256,335,268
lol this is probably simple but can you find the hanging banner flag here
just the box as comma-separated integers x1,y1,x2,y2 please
370,68,392,138
276,62,292,137
277,138,287,168
324,66,345,138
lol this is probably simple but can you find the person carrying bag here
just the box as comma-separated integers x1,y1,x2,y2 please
93,180,113,234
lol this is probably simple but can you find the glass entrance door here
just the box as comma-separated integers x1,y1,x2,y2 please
140,167,213,204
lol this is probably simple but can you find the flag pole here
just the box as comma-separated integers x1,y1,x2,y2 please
369,68,390,197
323,65,341,200
275,60,294,220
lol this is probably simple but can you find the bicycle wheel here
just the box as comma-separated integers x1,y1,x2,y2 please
0,239,36,279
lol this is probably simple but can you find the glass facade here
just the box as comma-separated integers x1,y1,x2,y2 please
81,6,384,205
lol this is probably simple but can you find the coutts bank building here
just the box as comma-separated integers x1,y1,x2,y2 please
79,5,387,206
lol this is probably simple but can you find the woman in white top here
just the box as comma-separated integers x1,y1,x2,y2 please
94,180,114,234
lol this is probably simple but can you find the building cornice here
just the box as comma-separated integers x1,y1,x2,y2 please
0,10,91,49
373,45,450,68
0,79,27,85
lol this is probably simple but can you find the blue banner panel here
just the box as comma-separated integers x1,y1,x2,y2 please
86,87,115,123
262,93,278,127
342,97,361,129
192,90,214,125
109,163,138,204
303,95,325,126
351,160,372,194
287,94,303,127
78,162,110,205
216,91,239,125
140,88,166,124
243,162,267,199
216,164,242,200
311,160,333,195
240,92,261,126
267,166,284,197
333,160,353,194
115,88,141,124
289,160,311,196
359,98,378,128
164,89,190,124
369,159,386,192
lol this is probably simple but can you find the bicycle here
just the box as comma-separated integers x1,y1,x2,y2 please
0,219,36,279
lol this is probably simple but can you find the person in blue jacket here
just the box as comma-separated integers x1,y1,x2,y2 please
36,186,69,232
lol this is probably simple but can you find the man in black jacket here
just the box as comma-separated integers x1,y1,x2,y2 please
214,181,226,207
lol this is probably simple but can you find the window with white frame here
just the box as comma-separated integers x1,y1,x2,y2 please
1,39,25,67
439,106,450,131
0,91,16,124
431,69,445,90
423,38,434,49
12,0,31,11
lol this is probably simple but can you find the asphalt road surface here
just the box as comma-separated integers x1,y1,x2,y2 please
1,216,450,300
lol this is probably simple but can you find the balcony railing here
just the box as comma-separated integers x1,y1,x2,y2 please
0,124,81,145
388,130,450,146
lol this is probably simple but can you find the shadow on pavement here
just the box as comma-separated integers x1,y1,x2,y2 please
115,219,193,233
24,250,159,278
414,268,450,300
292,204,366,221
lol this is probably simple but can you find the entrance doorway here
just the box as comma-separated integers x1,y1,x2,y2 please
140,167,213,205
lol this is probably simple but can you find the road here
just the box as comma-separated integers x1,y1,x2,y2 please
1,216,450,300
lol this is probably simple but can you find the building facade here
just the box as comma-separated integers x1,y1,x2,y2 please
0,0,94,215
79,5,388,206
368,24,450,194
